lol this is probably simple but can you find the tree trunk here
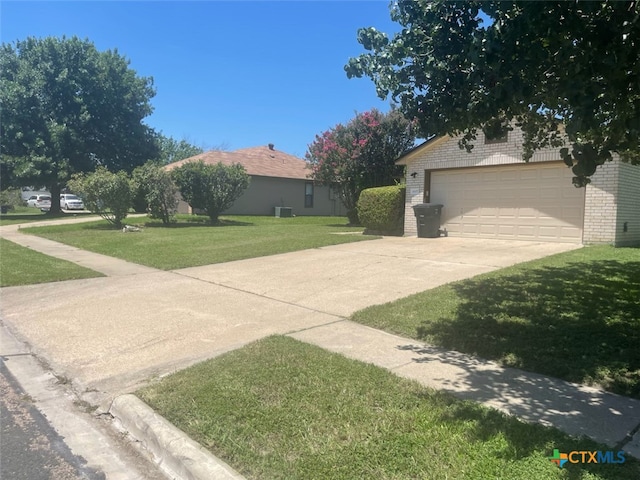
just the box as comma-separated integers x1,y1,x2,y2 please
346,208,359,225
342,186,360,225
48,184,62,214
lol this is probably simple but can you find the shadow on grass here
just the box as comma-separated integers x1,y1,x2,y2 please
324,223,363,228
141,219,255,228
0,213,69,224
72,222,121,231
0,213,45,219
73,218,256,230
416,259,640,398
426,391,639,479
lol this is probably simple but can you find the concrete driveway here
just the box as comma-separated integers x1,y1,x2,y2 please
0,236,579,404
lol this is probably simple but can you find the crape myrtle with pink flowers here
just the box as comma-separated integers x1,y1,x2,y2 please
305,108,417,224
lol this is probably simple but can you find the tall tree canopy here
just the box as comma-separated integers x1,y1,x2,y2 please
0,36,158,211
345,1,640,187
157,134,204,165
305,108,416,224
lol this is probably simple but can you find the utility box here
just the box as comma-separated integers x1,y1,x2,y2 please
274,206,293,218
412,203,443,238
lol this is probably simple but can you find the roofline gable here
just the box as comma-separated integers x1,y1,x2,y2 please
396,136,451,165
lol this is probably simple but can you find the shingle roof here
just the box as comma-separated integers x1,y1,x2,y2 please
165,145,311,180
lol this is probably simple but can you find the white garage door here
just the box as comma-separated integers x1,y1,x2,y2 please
431,162,585,243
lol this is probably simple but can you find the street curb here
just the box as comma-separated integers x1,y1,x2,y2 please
109,394,246,480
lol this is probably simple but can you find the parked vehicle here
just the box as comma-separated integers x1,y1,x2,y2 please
21,187,50,202
26,194,51,211
60,194,84,210
36,195,51,211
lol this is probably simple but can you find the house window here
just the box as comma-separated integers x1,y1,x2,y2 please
305,182,314,208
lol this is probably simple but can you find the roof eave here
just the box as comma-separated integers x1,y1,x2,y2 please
396,136,451,165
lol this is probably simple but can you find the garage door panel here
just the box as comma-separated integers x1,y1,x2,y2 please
498,225,516,235
539,187,563,199
562,227,582,237
562,207,582,219
540,167,563,179
499,170,518,181
520,169,540,180
498,207,517,218
539,226,561,237
461,224,480,234
431,162,584,243
483,172,499,182
516,226,536,237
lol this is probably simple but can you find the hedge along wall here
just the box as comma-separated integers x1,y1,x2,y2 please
357,185,406,235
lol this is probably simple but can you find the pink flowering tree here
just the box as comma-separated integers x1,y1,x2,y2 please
306,108,417,224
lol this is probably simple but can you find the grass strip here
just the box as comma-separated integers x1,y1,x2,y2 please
352,245,640,399
0,238,103,286
0,206,51,226
138,335,638,480
23,215,374,270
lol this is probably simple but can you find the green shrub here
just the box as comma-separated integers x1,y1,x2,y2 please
171,160,249,224
132,161,179,224
68,167,132,228
357,185,405,235
0,189,21,210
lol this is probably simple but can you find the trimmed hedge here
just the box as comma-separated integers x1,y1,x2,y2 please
357,185,405,235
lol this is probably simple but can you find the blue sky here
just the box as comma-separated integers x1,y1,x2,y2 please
1,1,402,158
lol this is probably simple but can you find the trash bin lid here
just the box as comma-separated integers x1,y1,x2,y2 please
412,203,443,209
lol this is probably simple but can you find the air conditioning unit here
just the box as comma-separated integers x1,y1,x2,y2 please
274,206,293,218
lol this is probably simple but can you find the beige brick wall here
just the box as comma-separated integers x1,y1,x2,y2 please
583,162,619,244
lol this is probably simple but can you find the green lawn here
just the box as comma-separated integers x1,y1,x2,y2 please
22,215,374,270
352,245,640,399
138,336,638,480
0,238,103,286
0,206,51,226
0,206,96,226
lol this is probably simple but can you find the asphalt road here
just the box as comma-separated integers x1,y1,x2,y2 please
0,359,105,480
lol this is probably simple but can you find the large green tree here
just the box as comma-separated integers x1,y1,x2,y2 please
345,1,640,187
305,108,416,224
0,36,158,212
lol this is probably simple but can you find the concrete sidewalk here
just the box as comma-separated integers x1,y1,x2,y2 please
290,320,640,457
1,219,156,276
2,218,639,479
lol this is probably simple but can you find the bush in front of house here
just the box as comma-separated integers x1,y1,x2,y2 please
68,167,133,229
171,160,250,224
357,185,405,235
0,189,21,212
132,161,179,225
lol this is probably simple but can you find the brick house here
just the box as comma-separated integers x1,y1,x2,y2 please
165,144,345,217
398,128,640,246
